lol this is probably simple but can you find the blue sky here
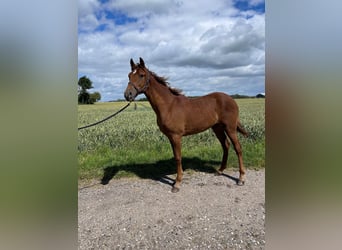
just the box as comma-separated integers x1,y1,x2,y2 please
78,0,265,101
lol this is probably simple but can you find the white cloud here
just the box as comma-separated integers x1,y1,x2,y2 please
78,0,265,101
105,0,176,17
78,0,101,32
249,0,265,7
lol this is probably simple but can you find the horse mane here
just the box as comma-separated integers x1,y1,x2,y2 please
137,63,183,96
150,71,183,96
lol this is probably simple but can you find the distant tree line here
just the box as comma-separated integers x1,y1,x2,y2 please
230,94,253,99
78,76,101,104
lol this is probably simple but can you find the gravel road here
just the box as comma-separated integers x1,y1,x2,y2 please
78,169,265,249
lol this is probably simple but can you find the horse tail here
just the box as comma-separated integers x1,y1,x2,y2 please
237,120,249,138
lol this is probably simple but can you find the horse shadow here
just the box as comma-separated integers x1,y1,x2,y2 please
101,157,240,187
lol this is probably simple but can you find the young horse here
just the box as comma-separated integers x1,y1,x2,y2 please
124,58,248,193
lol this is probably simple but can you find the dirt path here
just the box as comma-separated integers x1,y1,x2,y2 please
78,169,265,249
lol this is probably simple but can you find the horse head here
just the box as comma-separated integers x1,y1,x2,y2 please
124,57,150,101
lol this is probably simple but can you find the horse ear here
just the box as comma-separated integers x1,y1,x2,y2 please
130,58,136,71
139,57,145,68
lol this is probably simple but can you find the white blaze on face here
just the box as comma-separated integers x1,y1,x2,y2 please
133,69,137,74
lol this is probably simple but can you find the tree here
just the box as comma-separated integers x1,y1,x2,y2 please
78,76,101,104
78,91,90,104
89,92,101,104
78,76,93,92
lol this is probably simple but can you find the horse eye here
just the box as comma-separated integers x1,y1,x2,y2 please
140,74,144,78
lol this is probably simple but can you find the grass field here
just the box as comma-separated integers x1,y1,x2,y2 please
78,99,265,181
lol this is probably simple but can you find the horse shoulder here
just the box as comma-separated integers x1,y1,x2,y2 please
156,96,187,135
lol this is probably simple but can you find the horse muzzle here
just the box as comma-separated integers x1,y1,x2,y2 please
124,84,138,102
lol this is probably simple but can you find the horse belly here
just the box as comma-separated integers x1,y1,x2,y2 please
156,114,213,136
184,113,217,136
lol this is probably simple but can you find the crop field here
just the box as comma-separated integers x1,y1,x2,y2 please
78,99,265,181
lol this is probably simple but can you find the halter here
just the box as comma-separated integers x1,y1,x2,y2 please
128,70,150,94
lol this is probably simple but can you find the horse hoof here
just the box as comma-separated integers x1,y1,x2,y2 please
215,171,222,176
171,186,180,193
237,180,245,186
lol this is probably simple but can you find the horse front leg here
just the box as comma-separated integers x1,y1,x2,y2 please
169,135,183,193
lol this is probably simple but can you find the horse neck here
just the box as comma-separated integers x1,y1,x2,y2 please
144,77,175,115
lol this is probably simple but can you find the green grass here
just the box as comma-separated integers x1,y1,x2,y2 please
78,99,265,181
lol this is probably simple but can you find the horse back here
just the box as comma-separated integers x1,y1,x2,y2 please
188,92,239,125
157,92,239,136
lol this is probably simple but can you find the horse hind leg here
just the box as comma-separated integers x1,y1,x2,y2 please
225,126,246,186
212,124,230,175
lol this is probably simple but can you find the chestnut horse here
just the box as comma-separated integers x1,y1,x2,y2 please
124,58,248,193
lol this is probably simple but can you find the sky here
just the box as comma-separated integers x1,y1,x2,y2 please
78,0,265,101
